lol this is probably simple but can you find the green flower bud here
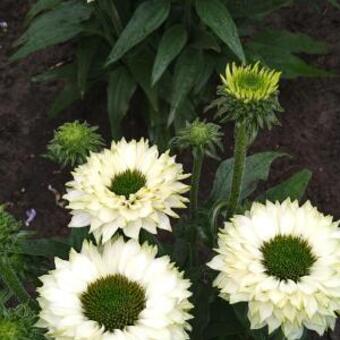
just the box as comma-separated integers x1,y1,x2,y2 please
45,121,104,167
211,62,283,141
0,305,45,340
171,119,223,159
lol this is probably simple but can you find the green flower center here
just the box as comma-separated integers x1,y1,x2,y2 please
0,319,21,340
59,125,86,146
81,274,146,332
238,73,263,90
261,234,316,282
110,169,146,198
190,124,210,146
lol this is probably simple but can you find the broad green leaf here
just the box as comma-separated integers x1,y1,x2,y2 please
106,0,171,65
107,67,137,138
68,227,90,252
247,43,333,78
174,99,197,133
25,0,62,25
172,238,189,268
48,83,81,118
191,283,215,340
11,1,92,61
127,48,159,111
152,24,188,86
210,152,287,203
204,299,244,339
169,48,203,125
191,30,221,53
32,63,77,83
195,0,245,62
193,53,215,95
258,169,312,202
16,239,70,260
227,0,292,18
252,30,329,55
328,0,340,9
246,30,332,78
77,38,99,97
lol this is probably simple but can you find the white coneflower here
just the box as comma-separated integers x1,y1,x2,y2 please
37,238,193,340
208,199,340,340
64,138,190,243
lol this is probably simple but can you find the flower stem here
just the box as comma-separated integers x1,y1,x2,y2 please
227,123,248,217
210,200,228,246
0,257,31,305
190,148,204,218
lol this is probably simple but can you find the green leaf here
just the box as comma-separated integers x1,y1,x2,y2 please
77,38,99,97
169,48,203,125
107,67,137,138
258,169,312,202
32,63,77,83
127,48,159,111
210,152,287,203
195,0,245,62
106,0,171,65
68,227,90,252
193,53,215,95
191,283,215,340
204,299,244,339
152,24,188,86
328,0,340,9
172,237,189,268
191,30,221,53
252,29,329,55
246,30,333,78
24,0,62,25
11,0,92,61
48,83,81,118
16,238,70,260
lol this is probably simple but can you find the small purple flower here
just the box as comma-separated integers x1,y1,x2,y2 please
0,21,8,31
25,208,37,226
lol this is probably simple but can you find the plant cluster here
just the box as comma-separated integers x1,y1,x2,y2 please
1,62,340,340
11,0,333,148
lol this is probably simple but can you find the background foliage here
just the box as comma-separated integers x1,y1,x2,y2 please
12,0,332,149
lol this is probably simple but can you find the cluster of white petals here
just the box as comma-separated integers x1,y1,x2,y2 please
37,238,193,340
208,199,340,340
64,139,189,243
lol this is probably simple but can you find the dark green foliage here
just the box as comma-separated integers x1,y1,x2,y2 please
12,0,331,144
209,152,287,204
0,304,45,340
258,169,312,202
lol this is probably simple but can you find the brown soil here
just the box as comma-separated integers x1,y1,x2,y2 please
0,1,340,339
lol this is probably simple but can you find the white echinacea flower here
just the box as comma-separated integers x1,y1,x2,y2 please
37,238,193,340
64,139,190,243
208,199,340,340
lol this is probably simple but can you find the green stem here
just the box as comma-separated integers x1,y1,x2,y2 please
190,148,204,218
210,200,228,246
227,123,248,218
0,257,31,305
